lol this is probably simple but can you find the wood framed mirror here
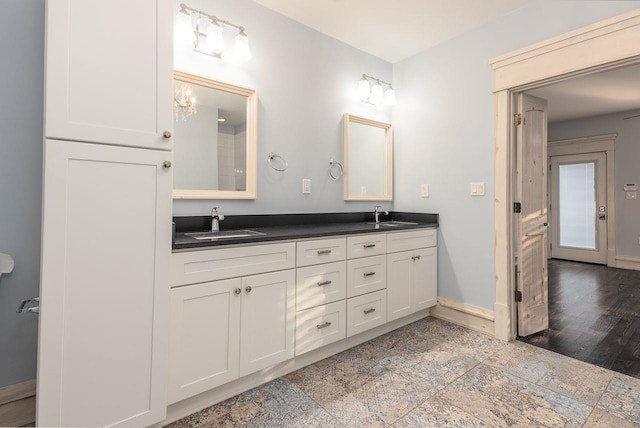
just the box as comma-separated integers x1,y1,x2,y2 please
172,71,257,199
343,113,393,201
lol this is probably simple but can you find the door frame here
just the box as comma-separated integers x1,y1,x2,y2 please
548,135,616,266
491,8,640,341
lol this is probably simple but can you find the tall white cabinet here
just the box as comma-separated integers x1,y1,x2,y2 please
38,1,173,426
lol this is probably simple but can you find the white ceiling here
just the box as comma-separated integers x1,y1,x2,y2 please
252,0,535,63
252,0,640,122
528,63,640,122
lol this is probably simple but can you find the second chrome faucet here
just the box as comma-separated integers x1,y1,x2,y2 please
211,206,225,232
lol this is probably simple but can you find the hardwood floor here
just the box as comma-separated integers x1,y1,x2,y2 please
519,259,640,379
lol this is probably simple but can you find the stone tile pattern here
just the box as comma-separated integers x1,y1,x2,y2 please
166,318,640,427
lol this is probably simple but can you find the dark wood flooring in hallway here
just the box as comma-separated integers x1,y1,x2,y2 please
519,259,640,379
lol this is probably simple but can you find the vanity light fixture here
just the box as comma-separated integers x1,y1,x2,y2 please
174,82,197,121
357,74,396,107
175,3,252,62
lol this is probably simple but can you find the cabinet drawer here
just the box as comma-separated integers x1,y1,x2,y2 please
346,255,386,298
347,290,387,337
171,242,295,286
296,237,346,267
347,234,386,259
295,300,346,356
386,229,436,253
296,261,346,311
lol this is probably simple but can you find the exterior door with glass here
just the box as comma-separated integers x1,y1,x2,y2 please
550,152,607,264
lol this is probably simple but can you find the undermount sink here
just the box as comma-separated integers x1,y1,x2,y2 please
367,221,419,227
185,230,266,240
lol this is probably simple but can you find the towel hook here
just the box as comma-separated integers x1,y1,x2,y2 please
268,152,288,172
329,159,344,180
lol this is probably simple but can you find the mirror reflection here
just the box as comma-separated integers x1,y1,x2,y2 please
173,71,257,199
344,114,393,201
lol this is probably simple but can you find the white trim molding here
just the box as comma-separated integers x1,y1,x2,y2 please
614,256,640,271
491,8,640,341
430,297,495,336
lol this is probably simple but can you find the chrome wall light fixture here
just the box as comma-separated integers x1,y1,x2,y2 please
357,74,396,107
174,3,252,62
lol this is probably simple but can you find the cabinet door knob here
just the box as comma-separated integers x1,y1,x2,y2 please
163,161,172,169
316,321,331,329
363,271,376,277
245,286,252,293
317,280,332,287
234,288,241,295
364,308,376,315
363,244,376,248
162,131,172,139
317,249,332,255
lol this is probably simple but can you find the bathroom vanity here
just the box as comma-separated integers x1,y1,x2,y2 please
166,212,438,419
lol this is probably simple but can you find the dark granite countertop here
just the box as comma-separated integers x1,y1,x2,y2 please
173,211,438,251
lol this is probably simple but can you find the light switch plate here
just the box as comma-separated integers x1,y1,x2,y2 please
360,186,367,195
421,184,429,198
302,179,311,194
471,182,485,196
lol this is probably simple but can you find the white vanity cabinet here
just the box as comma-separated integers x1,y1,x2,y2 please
39,2,174,425
45,0,173,150
387,230,438,321
169,244,296,403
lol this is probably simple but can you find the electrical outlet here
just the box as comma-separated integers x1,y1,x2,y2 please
626,192,637,200
421,183,429,198
302,179,311,194
361,186,367,195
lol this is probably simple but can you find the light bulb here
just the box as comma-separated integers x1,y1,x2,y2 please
232,31,252,62
370,83,384,106
174,10,194,46
357,77,370,99
204,23,225,54
384,87,397,106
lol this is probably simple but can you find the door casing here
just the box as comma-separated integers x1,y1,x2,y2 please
491,9,640,341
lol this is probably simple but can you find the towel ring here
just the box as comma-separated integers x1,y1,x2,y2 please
329,159,344,180
268,152,288,172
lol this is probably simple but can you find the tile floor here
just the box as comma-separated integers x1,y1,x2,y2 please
166,317,640,427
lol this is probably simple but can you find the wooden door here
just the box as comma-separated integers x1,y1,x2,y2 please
239,270,295,377
516,94,549,337
550,152,607,264
386,251,414,321
37,140,172,427
45,0,173,150
168,279,241,404
413,247,437,310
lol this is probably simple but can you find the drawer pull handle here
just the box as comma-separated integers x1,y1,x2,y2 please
317,280,332,286
363,244,376,248
234,288,242,295
317,249,332,255
245,286,252,293
316,321,332,329
363,271,376,277
364,308,376,315
411,255,422,261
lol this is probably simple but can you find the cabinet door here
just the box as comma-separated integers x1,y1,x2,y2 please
37,140,172,427
414,248,437,310
169,279,241,404
240,270,295,377
386,252,414,321
45,0,173,150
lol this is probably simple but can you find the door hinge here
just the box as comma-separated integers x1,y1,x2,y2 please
515,290,523,302
514,202,522,213
513,113,522,126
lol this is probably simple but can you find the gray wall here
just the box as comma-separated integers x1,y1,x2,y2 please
172,0,394,216
391,1,640,310
549,109,640,259
0,0,44,387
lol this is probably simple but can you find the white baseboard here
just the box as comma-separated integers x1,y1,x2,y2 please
156,310,429,427
614,256,640,271
430,297,495,336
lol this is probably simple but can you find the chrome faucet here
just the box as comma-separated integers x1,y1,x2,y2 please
211,206,224,232
374,206,389,224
